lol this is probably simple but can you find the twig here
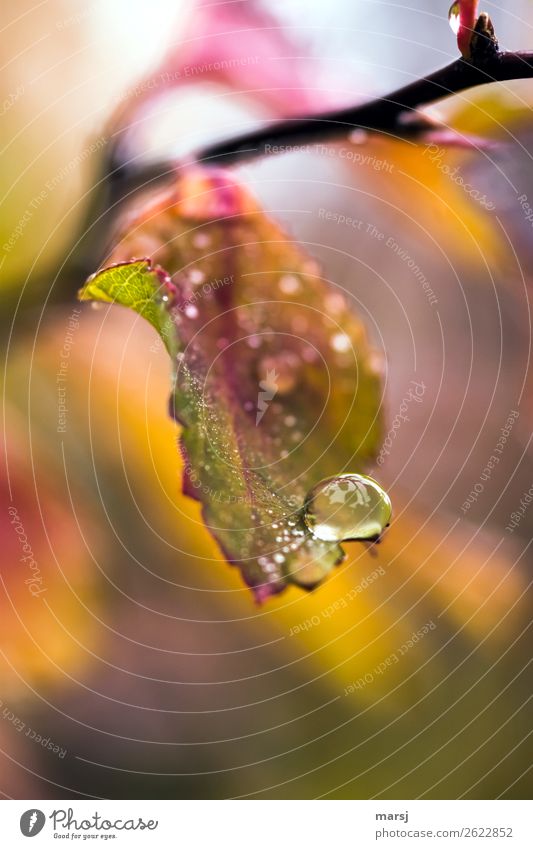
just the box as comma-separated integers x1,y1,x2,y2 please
72,27,533,293
196,52,533,166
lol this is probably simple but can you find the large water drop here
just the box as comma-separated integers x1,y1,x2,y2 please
303,473,392,542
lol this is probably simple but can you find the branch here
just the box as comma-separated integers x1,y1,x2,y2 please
197,53,533,167
81,20,532,289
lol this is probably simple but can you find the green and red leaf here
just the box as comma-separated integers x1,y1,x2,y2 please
79,168,383,600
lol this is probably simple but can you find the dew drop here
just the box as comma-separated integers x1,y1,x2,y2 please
188,268,205,286
193,232,211,249
331,332,351,353
324,292,345,315
302,473,392,542
348,129,368,145
448,1,460,35
184,304,199,319
279,274,301,295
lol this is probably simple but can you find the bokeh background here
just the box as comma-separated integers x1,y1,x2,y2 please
1,0,532,799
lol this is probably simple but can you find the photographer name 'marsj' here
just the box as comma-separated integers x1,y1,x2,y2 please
49,808,158,835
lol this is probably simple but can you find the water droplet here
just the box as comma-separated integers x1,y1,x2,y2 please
302,473,391,542
279,274,301,295
448,1,460,35
188,268,205,285
193,232,211,249
331,332,351,353
258,353,299,394
184,304,199,319
348,129,368,145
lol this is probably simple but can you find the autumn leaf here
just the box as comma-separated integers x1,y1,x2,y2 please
79,168,383,600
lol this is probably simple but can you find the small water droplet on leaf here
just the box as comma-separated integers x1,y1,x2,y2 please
331,332,351,353
303,473,392,542
448,1,460,35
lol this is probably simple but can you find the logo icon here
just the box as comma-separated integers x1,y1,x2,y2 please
256,369,279,425
20,810,46,837
325,478,371,507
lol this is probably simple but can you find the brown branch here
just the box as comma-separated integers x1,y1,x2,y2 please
196,51,533,166
76,30,532,294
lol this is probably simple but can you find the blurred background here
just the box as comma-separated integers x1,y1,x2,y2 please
1,0,532,799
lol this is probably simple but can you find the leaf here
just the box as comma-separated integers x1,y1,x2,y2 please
79,168,383,600
80,260,178,358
